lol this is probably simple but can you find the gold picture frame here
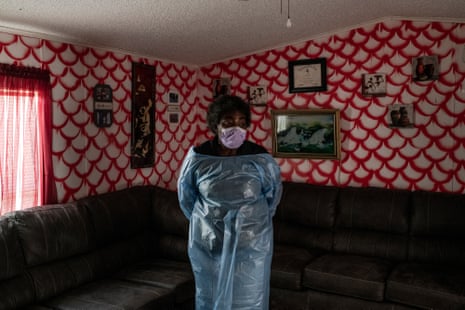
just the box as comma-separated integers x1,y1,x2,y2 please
271,109,340,159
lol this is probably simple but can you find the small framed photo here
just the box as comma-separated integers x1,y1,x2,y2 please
271,109,340,159
412,55,439,81
362,73,386,97
288,58,327,93
167,104,180,124
93,84,112,102
248,86,267,106
388,104,414,128
213,77,231,98
93,84,113,128
169,91,179,104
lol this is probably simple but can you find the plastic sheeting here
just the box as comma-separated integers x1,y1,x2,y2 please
177,147,282,310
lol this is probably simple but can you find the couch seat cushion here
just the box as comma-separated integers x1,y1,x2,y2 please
271,244,320,290
386,262,465,309
0,274,36,310
303,254,392,301
116,258,194,304
44,279,174,309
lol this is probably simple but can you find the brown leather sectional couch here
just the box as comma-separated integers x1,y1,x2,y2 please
1,182,464,309
270,182,465,310
0,186,193,310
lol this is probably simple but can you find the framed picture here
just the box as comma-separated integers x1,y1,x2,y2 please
271,109,340,159
93,84,113,128
248,85,267,106
213,77,231,98
388,104,414,128
362,73,386,96
288,58,327,93
131,62,155,168
412,55,439,81
169,90,179,103
167,104,180,124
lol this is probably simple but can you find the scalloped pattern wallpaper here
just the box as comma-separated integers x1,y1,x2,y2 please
199,20,465,193
1,19,465,203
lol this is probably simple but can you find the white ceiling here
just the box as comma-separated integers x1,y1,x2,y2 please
0,0,464,66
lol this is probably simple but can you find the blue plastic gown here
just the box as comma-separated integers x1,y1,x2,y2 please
177,147,282,310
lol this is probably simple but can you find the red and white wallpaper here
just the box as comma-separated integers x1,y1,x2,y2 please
1,19,465,203
198,20,465,193
0,34,199,202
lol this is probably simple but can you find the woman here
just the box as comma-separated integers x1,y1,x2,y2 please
177,95,282,310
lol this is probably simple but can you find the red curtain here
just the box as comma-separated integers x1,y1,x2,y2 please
0,63,56,215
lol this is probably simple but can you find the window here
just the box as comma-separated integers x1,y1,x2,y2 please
0,64,56,215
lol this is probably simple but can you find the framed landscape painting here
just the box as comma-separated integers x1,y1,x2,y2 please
271,109,340,159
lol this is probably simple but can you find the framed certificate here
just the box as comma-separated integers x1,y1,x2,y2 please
288,58,327,93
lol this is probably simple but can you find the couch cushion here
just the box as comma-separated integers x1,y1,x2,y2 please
333,229,409,262
274,221,334,253
270,287,416,310
386,262,465,309
409,190,465,266
0,216,24,280
29,234,152,302
92,234,152,277
0,274,36,309
276,182,339,228
81,185,153,246
337,186,410,234
116,258,194,304
44,279,175,310
152,187,190,261
0,216,35,309
271,244,320,291
274,182,338,251
28,252,100,301
303,254,393,302
12,202,94,266
156,234,189,262
411,190,465,236
152,187,189,238
334,187,410,261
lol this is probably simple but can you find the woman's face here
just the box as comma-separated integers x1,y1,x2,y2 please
218,110,247,131
217,110,248,152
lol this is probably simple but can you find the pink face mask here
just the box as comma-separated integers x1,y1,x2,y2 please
219,126,247,149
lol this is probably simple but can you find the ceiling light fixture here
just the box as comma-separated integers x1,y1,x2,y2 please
286,0,292,28
281,0,292,28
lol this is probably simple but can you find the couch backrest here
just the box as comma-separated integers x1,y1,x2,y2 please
152,186,190,261
77,186,155,276
7,186,156,303
11,202,97,302
273,182,339,252
81,185,153,246
409,190,465,266
0,215,35,309
0,185,172,308
334,186,411,261
0,216,25,280
12,202,95,266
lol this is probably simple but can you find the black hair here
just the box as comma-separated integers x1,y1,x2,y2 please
207,95,251,134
